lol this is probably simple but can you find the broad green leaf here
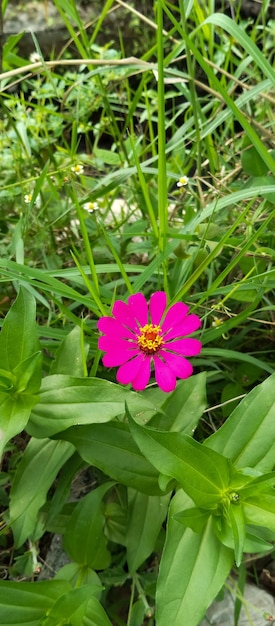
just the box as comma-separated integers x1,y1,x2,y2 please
43,452,84,531
242,494,275,532
175,507,210,533
126,489,170,573
241,143,269,177
63,482,113,568
0,580,71,625
129,598,146,626
13,351,42,394
214,518,274,555
243,176,275,203
57,422,163,495
10,438,74,547
27,375,157,438
156,490,233,626
149,372,207,433
104,494,128,546
41,585,102,625
50,326,88,376
93,147,121,165
227,503,246,566
0,288,39,374
129,416,231,508
70,595,113,626
55,563,102,593
0,392,38,460
221,382,244,418
239,471,275,495
205,373,275,472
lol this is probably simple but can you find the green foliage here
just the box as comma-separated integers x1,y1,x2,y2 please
0,0,275,624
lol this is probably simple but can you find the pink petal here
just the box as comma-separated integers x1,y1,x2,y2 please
164,314,201,341
164,338,202,356
112,299,129,320
97,316,135,340
153,357,177,392
157,350,193,379
149,291,167,325
98,335,136,352
131,357,151,390
161,302,189,334
102,345,139,367
128,293,148,327
116,353,147,386
112,300,140,333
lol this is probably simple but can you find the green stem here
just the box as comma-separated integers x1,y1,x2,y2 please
156,1,169,291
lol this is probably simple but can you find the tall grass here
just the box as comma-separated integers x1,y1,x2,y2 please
0,0,274,621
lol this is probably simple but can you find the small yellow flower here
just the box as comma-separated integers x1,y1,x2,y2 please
24,193,33,204
177,175,189,187
211,316,223,328
71,164,84,175
83,201,99,213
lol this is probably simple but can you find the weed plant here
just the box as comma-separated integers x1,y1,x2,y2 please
0,0,275,625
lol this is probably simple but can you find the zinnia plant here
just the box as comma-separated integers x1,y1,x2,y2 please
97,291,202,392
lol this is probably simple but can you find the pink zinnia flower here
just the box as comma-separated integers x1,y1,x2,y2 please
97,292,202,393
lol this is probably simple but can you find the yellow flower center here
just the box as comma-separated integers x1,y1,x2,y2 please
137,324,164,355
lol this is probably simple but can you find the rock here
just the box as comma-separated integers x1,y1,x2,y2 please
200,582,275,626
38,534,70,580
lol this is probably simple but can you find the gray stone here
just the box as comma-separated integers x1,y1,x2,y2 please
200,582,275,626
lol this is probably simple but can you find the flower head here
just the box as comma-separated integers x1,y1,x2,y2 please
177,175,189,187
97,292,202,392
71,164,84,175
24,193,33,204
83,201,99,213
29,52,41,64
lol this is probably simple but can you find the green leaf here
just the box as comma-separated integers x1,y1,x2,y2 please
205,373,275,472
41,585,103,626
70,596,113,626
221,382,244,418
10,439,74,547
0,288,39,374
242,494,275,532
55,563,102,594
129,598,146,626
13,351,42,394
149,372,207,433
227,503,246,566
175,507,211,533
43,452,84,532
63,482,113,568
50,326,88,376
57,421,162,495
126,489,170,573
0,288,42,456
128,415,231,508
242,142,269,177
0,392,38,460
93,147,121,165
27,375,157,438
156,490,233,626
243,175,275,203
0,580,71,625
214,517,274,555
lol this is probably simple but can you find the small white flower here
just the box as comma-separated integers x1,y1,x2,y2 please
71,164,84,175
29,52,41,64
177,175,189,187
24,193,33,204
83,201,99,213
